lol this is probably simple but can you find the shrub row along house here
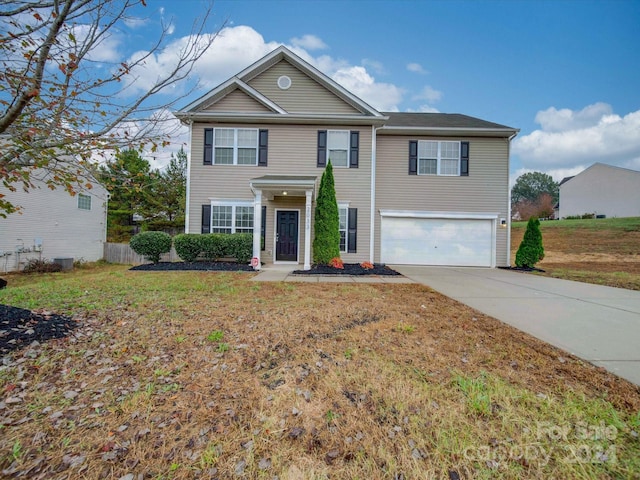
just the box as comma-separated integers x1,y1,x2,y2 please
174,46,518,269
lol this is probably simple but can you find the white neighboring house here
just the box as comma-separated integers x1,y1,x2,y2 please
559,163,640,219
0,172,108,272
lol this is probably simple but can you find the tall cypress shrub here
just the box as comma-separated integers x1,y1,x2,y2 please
313,161,341,264
515,217,545,268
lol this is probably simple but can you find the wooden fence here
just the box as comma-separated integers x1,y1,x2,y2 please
103,242,179,265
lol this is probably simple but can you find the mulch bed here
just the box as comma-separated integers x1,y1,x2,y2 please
0,305,78,354
130,261,254,272
293,263,401,276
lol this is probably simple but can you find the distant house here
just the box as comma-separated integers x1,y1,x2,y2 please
0,172,108,272
559,163,640,219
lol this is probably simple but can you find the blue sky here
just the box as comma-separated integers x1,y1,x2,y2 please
120,0,640,182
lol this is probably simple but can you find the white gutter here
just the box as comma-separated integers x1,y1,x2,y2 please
506,131,519,266
370,125,377,264
184,120,192,233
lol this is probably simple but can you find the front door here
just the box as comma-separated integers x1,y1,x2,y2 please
276,210,299,262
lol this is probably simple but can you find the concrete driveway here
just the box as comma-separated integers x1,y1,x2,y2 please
392,266,640,386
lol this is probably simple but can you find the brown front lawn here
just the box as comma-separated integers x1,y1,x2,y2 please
0,265,639,479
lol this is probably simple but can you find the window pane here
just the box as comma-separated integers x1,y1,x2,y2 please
235,206,254,231
214,147,233,164
418,141,438,158
328,130,349,149
441,141,459,159
237,148,257,165
329,149,348,167
212,206,232,230
237,129,258,147
78,194,91,210
418,158,437,175
440,159,459,175
338,207,347,252
214,129,234,146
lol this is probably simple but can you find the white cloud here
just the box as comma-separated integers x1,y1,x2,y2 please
513,103,640,173
407,62,427,74
413,85,442,103
362,58,385,75
331,66,403,111
290,34,327,51
122,16,148,29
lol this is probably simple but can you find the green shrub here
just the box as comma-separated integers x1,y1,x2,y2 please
129,231,172,263
313,161,341,264
22,258,63,274
200,234,225,261
515,217,544,268
173,234,203,262
226,233,252,263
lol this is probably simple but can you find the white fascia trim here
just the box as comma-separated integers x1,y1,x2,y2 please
379,210,500,220
178,77,286,114
377,126,520,136
175,112,387,125
250,179,316,188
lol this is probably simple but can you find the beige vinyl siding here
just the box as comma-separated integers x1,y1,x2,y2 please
201,89,273,113
188,123,372,265
375,135,510,266
247,61,361,115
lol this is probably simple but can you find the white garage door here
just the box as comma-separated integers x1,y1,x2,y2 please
381,216,494,267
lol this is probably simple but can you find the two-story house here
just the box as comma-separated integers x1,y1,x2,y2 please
174,46,518,269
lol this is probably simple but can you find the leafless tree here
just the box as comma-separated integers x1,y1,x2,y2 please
0,0,218,216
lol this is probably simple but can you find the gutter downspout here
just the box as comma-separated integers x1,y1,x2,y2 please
370,125,377,264
184,119,193,234
506,131,519,266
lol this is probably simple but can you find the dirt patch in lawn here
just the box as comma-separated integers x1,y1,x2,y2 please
0,269,639,478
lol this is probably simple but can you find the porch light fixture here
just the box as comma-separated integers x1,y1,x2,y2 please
500,218,506,227
282,191,288,196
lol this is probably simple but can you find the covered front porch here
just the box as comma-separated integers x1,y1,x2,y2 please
249,175,317,270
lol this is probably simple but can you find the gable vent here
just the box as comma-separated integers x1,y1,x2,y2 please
277,75,292,90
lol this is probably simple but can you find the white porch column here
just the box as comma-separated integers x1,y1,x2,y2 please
304,189,312,270
252,189,262,270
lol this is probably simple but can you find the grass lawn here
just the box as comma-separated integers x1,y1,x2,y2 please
1,265,639,479
512,217,640,290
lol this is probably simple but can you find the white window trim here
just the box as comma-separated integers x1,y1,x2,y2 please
77,193,91,210
338,202,350,253
209,199,254,234
213,128,258,166
327,129,350,168
417,140,460,176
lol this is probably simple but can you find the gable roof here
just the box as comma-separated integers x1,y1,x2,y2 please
561,162,640,186
175,46,386,125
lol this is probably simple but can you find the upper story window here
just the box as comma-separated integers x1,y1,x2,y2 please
77,193,91,210
317,130,359,168
204,128,268,166
409,140,469,176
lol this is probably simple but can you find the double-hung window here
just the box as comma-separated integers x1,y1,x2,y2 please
327,130,350,167
212,128,258,165
417,141,461,176
210,202,254,234
338,205,348,252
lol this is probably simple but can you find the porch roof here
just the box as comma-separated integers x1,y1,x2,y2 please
249,175,317,197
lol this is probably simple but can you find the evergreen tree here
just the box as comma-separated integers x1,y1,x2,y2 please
145,147,187,234
515,217,545,268
313,161,340,264
99,149,152,242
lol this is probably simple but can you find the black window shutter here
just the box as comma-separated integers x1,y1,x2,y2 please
460,141,469,176
409,140,418,175
347,208,357,253
201,204,211,233
261,205,266,250
258,129,268,166
317,130,327,168
349,131,359,168
204,128,213,165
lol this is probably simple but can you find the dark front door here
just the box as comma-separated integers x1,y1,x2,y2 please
276,210,299,262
